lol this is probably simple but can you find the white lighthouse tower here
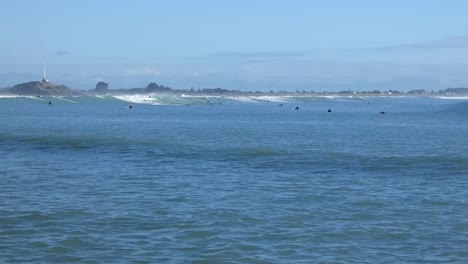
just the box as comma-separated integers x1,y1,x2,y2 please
42,64,48,83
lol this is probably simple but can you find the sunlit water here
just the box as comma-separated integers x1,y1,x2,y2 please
1,95,467,263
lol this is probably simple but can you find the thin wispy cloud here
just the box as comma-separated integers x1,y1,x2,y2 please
212,51,311,59
55,50,70,56
124,67,161,76
369,34,468,51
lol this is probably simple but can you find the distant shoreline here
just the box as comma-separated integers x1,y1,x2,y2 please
1,80,468,98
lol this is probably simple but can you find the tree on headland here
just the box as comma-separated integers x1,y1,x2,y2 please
95,81,109,94
147,82,159,90
407,89,426,95
147,82,171,92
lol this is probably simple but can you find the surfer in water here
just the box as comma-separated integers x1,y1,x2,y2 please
380,111,386,114
48,101,52,105
328,108,332,112
128,105,133,109
294,106,299,110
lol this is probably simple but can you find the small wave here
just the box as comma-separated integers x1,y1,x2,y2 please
438,101,468,113
436,96,468,100
0,133,155,151
51,96,78,103
236,147,284,157
0,94,20,99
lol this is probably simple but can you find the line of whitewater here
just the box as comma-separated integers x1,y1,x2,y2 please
2,93,468,106
52,96,78,103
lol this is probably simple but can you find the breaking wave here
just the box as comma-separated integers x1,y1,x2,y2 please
2,93,468,108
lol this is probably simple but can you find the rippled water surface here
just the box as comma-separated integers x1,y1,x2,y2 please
1,96,468,263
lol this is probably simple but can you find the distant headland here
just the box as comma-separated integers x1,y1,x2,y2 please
5,80,76,96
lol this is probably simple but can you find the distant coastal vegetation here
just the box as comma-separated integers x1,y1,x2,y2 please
1,78,468,97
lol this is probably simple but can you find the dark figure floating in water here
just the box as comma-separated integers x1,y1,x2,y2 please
328,108,332,112
294,106,299,110
48,101,52,105
380,111,386,114
128,105,133,109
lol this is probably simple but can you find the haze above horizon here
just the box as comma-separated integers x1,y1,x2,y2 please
1,0,468,91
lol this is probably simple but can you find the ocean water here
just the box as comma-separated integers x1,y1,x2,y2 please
1,94,468,263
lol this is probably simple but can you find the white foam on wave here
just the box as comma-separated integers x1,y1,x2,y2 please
436,96,468,100
253,96,288,103
0,94,46,100
224,96,258,103
112,93,202,105
180,94,221,99
182,94,287,104
93,95,109,99
13,95,49,102
108,93,439,105
0,94,19,99
316,95,336,99
113,94,161,105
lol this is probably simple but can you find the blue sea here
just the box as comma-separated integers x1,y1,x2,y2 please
1,94,468,263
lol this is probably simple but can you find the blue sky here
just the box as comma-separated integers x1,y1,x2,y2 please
1,0,468,91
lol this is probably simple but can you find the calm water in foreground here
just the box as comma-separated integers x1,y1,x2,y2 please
1,95,467,263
